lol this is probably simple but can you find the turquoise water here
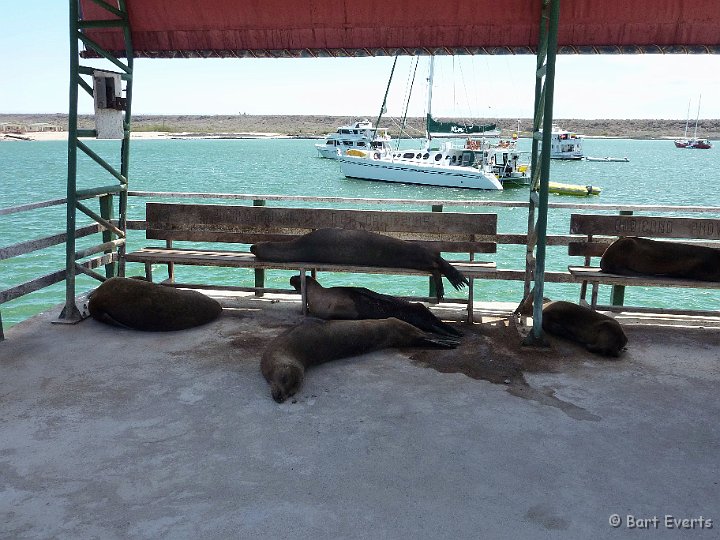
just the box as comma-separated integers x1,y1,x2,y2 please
1,137,719,330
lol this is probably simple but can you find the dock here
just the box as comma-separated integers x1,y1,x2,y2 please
2,293,718,538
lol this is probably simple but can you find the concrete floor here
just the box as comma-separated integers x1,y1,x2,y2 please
1,293,719,539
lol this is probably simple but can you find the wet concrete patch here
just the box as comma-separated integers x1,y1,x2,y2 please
409,319,610,420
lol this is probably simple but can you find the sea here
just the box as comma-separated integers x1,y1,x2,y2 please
1,136,719,331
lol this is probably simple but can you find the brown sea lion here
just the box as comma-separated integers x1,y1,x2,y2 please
250,228,468,301
261,318,460,403
600,237,720,281
541,301,627,357
289,275,462,337
88,277,222,331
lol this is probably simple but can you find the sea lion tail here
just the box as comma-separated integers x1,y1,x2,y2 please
438,258,469,291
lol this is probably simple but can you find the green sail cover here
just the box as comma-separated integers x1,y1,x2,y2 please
426,114,497,136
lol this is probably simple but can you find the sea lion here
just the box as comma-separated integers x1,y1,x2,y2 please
289,275,462,337
541,301,627,357
250,228,468,301
260,318,460,403
88,276,222,331
600,237,720,281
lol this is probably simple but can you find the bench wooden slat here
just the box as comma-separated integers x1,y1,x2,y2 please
568,266,720,289
570,214,720,240
147,203,497,236
126,247,497,277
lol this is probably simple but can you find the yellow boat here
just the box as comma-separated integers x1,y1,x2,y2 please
548,181,601,196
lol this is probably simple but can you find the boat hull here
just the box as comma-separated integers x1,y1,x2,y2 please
339,155,503,190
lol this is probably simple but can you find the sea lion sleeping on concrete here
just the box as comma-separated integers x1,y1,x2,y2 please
261,318,460,403
541,301,627,357
601,237,720,281
250,228,468,301
88,277,222,331
289,275,462,337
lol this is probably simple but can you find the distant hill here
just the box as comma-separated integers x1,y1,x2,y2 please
3,113,720,139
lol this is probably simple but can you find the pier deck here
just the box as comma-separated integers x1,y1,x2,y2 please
1,293,718,539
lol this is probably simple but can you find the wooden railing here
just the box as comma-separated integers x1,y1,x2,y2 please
2,190,720,339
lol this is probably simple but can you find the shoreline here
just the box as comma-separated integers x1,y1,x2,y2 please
1,130,680,142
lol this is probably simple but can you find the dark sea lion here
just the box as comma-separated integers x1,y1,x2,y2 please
88,277,222,331
600,237,720,281
261,318,460,403
250,228,468,301
289,275,462,337
541,301,627,357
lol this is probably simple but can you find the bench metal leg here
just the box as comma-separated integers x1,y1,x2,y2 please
467,278,474,324
590,282,599,309
300,268,308,316
144,263,153,282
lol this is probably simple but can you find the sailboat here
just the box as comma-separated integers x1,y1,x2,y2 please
338,57,522,190
675,95,712,149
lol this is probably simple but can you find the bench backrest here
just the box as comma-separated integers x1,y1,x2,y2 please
569,214,720,258
145,203,497,254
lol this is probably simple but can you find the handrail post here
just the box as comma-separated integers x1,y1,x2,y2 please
429,204,443,300
253,199,266,296
610,210,633,306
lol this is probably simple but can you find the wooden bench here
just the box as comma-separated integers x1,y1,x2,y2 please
567,213,720,315
125,203,498,322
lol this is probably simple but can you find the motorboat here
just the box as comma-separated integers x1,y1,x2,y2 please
543,124,584,160
315,119,392,159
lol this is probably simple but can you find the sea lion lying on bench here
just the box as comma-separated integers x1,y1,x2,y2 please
88,277,222,331
250,228,468,301
600,237,720,281
289,275,462,337
541,301,627,357
261,318,460,403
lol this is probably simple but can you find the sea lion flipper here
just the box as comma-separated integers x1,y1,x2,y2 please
414,334,461,349
437,258,469,291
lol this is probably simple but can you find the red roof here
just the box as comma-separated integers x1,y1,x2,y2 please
79,0,720,58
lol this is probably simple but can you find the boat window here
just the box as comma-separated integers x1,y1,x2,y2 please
357,141,366,147
340,129,351,134
423,153,430,159
326,141,335,145
451,156,457,163
415,153,422,159
403,152,415,159
434,154,442,161
343,141,353,146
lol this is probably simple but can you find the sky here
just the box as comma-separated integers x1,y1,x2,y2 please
1,1,719,120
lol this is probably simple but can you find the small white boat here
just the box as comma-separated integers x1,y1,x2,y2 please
543,124,584,160
315,119,392,159
585,156,629,162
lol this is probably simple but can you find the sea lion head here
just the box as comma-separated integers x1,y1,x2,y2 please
589,320,628,357
267,361,304,403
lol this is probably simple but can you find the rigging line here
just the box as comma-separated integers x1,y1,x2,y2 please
373,55,398,141
398,57,420,150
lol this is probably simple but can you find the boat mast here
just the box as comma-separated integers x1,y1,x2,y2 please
425,56,435,146
373,56,398,142
693,94,702,140
683,99,691,138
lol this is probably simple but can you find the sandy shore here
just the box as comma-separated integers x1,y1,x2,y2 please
1,131,287,142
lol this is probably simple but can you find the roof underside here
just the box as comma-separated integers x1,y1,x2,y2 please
79,0,720,58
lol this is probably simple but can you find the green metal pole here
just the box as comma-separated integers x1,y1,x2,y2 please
530,0,561,343
99,194,116,278
118,0,133,278
60,0,82,322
